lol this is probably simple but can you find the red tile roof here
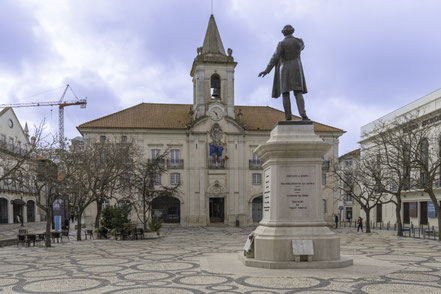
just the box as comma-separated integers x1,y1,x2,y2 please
78,103,345,133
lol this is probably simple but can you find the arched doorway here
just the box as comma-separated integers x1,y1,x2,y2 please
27,200,35,222
152,196,180,223
12,199,25,223
209,197,224,223
0,198,8,224
252,196,263,223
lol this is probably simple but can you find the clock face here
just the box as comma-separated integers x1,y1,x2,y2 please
208,106,224,121
8,119,13,128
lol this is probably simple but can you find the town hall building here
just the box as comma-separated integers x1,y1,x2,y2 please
77,15,344,227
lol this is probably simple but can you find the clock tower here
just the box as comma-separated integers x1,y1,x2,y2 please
190,15,237,120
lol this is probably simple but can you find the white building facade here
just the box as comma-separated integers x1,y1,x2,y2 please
78,15,344,226
0,108,40,224
360,88,441,229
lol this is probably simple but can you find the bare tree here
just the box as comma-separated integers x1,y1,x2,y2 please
84,140,134,228
131,150,180,230
365,117,421,236
24,136,63,247
408,118,441,240
332,154,389,233
57,142,94,241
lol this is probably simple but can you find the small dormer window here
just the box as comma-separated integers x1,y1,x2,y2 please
210,74,221,99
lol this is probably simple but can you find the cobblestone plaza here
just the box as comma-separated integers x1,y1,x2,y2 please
1,226,441,293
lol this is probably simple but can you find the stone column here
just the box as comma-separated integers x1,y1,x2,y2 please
243,121,352,268
228,139,235,225
199,140,207,225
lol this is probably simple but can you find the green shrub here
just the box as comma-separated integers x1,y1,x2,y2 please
101,204,130,230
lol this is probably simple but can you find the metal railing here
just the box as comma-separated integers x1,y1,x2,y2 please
249,159,262,169
167,159,184,169
208,158,226,169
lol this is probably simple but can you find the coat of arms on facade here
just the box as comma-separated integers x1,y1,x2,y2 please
210,123,223,146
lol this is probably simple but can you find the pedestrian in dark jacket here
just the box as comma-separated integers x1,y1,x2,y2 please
357,217,363,232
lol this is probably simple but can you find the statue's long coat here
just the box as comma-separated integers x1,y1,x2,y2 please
264,35,307,98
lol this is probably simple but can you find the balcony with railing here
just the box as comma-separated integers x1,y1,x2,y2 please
167,159,184,169
249,159,262,169
0,142,31,157
208,158,226,169
0,181,36,194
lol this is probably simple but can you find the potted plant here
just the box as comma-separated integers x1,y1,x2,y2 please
93,227,100,239
148,218,163,236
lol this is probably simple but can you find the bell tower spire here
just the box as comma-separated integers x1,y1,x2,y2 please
190,15,237,119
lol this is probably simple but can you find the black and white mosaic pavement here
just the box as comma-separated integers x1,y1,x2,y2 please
1,226,441,293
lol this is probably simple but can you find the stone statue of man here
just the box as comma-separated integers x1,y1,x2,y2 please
259,24,309,120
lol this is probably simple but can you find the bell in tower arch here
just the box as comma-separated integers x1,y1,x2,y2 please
211,74,221,99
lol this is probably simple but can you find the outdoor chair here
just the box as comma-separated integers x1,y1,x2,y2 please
36,233,45,246
115,228,123,240
27,234,37,247
135,228,144,240
121,229,129,240
51,231,61,243
17,234,26,247
61,230,70,240
85,229,94,240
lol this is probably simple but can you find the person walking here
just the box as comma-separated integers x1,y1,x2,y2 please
357,216,363,232
334,214,339,229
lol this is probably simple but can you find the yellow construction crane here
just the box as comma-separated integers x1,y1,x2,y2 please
0,84,87,145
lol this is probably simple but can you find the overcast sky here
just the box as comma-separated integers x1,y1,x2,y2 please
1,0,441,155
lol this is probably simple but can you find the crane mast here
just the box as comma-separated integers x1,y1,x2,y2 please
0,84,87,146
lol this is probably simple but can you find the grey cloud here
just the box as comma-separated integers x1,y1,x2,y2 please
0,1,51,73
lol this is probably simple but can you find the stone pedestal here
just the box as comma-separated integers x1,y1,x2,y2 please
242,121,352,269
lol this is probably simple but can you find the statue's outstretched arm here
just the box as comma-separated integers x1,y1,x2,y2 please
259,42,282,77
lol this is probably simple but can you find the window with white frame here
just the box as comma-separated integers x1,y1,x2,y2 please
344,158,353,167
252,173,262,185
252,153,261,165
151,149,161,159
170,149,180,164
170,173,180,186
154,173,161,185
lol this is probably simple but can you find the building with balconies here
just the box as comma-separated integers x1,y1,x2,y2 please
0,107,40,224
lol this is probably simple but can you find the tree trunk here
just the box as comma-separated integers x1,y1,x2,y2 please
45,209,52,248
143,194,147,230
95,199,103,228
77,211,83,241
438,212,441,242
364,208,371,233
395,196,403,237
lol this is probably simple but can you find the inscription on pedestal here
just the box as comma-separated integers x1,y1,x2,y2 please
280,167,315,217
263,169,271,214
